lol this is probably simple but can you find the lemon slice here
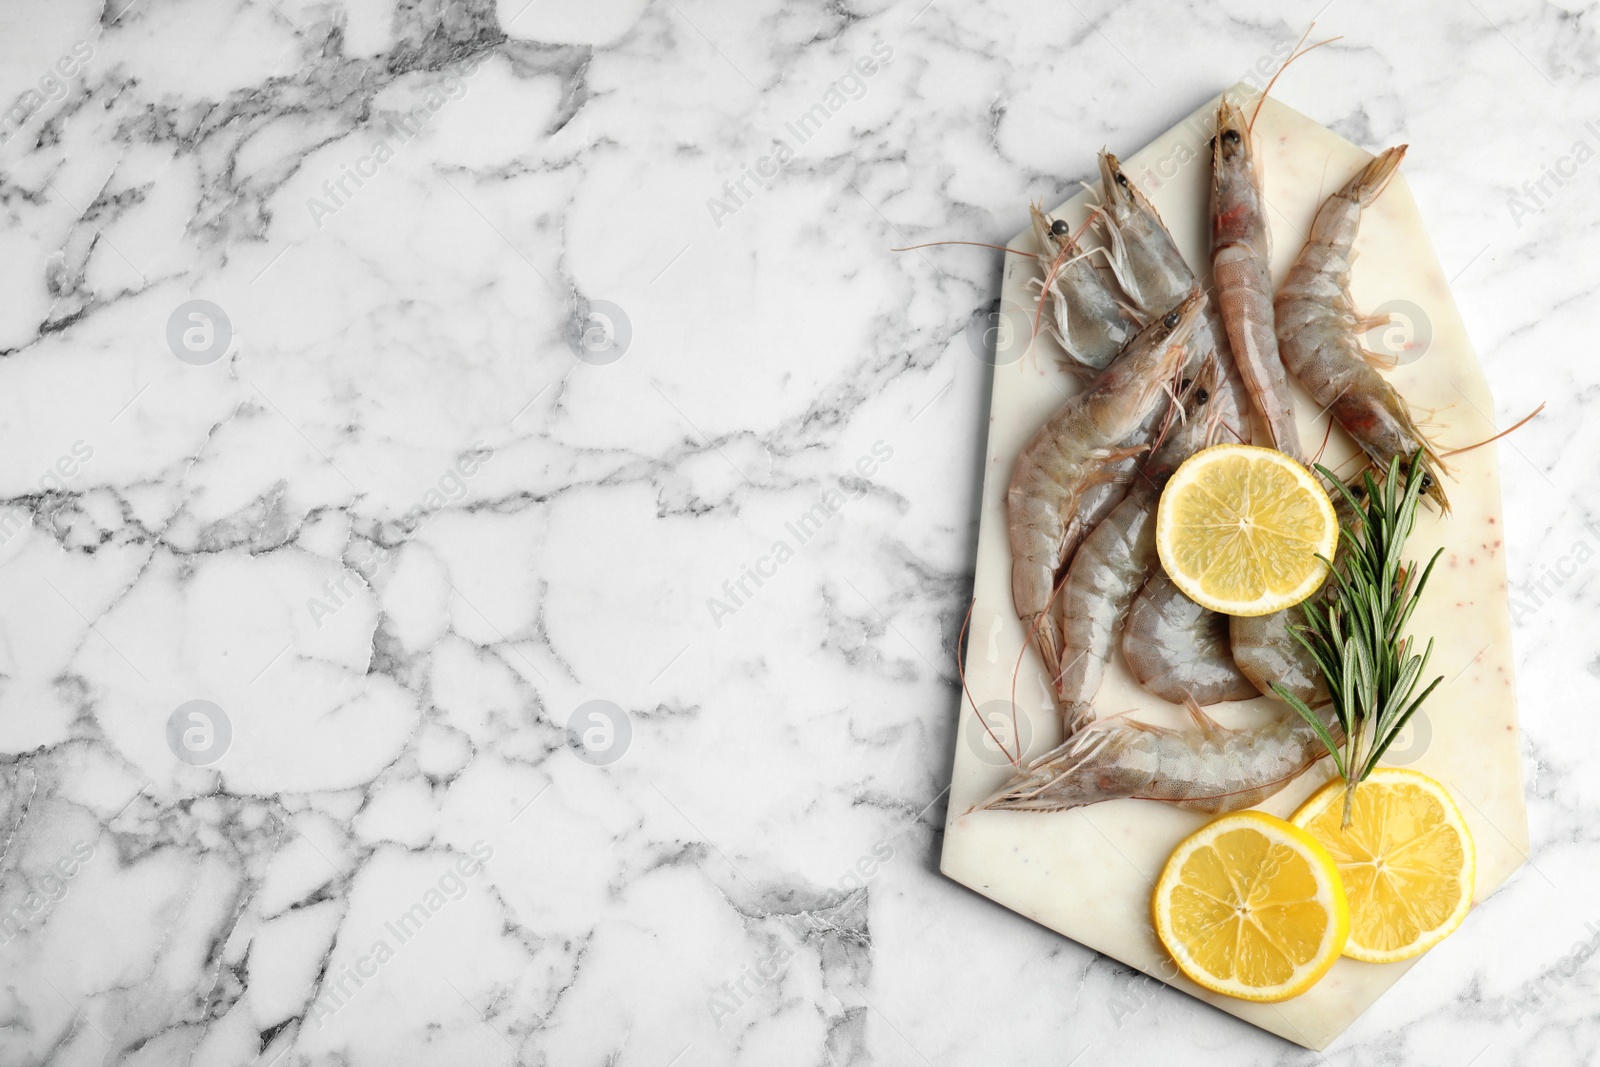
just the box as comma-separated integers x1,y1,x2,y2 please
1155,443,1338,617
1290,769,1475,963
1153,811,1349,1002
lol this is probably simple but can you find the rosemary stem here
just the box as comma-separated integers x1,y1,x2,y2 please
1341,766,1357,828
1342,727,1361,828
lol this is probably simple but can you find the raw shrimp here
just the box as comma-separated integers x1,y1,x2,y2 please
1055,356,1239,733
1029,204,1161,545
972,698,1339,814
1008,291,1204,689
1029,204,1136,372
1274,146,1450,509
1121,573,1259,705
1211,99,1306,460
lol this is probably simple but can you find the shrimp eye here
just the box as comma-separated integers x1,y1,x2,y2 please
1163,311,1181,328
1419,472,1434,491
1050,218,1070,236
1196,388,1209,404
1115,173,1129,188
1222,129,1242,145
1180,378,1192,391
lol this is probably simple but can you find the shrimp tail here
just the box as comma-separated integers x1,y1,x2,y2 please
1344,144,1408,206
970,725,1134,813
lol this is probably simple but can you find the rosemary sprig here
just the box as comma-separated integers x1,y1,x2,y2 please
1271,452,1444,827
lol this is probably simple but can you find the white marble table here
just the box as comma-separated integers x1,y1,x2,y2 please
0,1,1594,1065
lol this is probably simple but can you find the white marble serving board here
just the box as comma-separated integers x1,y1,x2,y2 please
940,85,1529,1051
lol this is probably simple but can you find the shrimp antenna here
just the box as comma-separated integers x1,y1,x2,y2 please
1440,401,1545,457
1161,374,1184,415
1199,368,1237,448
1216,417,1248,445
1010,603,1049,755
956,597,1021,770
1329,450,1374,481
1146,372,1187,453
1314,455,1375,501
1157,383,1186,441
1067,206,1101,245
1249,25,1344,132
1206,400,1232,447
891,240,1040,258
1010,573,1075,761
1310,414,1338,465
